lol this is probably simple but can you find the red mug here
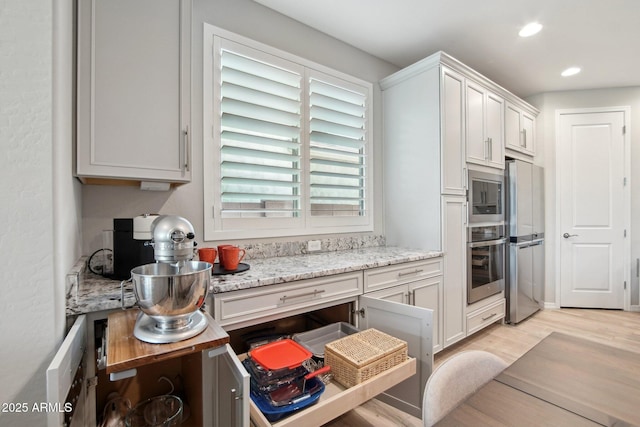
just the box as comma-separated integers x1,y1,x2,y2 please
221,246,246,271
198,247,217,264
217,244,234,265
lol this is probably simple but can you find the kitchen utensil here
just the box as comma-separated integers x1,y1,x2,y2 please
221,246,246,270
250,378,325,422
268,366,331,407
123,215,212,344
249,339,312,371
124,395,183,427
197,247,217,264
212,262,250,275
292,322,359,359
216,245,233,265
100,393,131,427
242,358,309,392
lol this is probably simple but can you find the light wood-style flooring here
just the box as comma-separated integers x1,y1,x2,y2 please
323,308,640,427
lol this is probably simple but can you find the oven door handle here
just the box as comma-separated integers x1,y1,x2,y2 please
469,238,507,248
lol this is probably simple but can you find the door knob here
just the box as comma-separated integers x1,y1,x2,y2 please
563,233,578,238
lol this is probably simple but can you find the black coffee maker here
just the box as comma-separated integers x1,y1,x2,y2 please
112,218,155,280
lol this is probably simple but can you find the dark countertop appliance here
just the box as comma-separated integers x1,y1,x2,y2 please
112,218,155,280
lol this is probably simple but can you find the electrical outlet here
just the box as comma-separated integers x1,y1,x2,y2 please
308,240,322,252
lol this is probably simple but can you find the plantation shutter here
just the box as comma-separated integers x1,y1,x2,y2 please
219,49,303,218
309,76,367,217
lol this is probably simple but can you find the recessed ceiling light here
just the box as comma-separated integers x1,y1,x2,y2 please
519,22,542,37
561,67,581,77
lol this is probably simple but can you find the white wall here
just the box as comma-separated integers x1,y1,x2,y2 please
81,0,399,255
0,0,81,425
526,87,640,308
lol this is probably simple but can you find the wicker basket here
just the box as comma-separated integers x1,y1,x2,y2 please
324,328,408,388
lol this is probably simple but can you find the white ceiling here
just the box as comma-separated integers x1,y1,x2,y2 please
253,0,640,98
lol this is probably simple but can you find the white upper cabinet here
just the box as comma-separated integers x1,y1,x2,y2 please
76,0,192,185
505,101,536,157
465,80,505,169
440,66,467,195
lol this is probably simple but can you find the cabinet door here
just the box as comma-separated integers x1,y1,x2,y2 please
465,81,487,166
466,81,504,169
441,66,466,195
505,102,521,151
46,316,87,427
442,196,467,347
505,102,536,156
365,284,409,304
358,295,434,418
410,276,443,353
521,111,535,155
485,91,504,169
205,344,250,427
77,0,192,184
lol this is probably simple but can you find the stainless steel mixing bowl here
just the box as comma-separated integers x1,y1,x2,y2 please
131,261,212,330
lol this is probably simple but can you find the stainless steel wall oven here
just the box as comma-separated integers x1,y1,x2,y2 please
467,225,506,304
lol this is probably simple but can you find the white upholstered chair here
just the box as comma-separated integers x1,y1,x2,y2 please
422,350,508,426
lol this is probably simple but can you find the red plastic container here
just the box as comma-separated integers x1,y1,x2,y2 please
249,339,312,370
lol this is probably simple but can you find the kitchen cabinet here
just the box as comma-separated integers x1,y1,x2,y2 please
76,0,192,186
466,80,505,169
380,53,468,349
442,195,467,347
380,51,534,350
466,292,506,336
46,309,249,427
210,269,434,421
364,258,443,352
505,101,536,157
213,271,363,331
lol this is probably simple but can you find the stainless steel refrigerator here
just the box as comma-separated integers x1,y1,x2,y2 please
505,159,544,323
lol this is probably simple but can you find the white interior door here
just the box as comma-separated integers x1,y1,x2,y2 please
558,109,628,308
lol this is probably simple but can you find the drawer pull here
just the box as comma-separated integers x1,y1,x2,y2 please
482,312,498,322
398,268,424,277
280,289,325,302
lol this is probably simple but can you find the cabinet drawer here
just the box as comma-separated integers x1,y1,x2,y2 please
364,258,443,292
213,272,363,330
249,357,416,427
466,298,505,336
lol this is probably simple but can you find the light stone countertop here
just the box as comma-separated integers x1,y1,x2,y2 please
66,246,442,316
210,246,442,293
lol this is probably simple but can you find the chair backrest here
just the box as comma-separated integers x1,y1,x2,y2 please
422,350,508,426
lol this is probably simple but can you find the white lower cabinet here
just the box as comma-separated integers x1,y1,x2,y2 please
442,196,467,348
211,269,434,424
46,310,250,427
466,293,506,336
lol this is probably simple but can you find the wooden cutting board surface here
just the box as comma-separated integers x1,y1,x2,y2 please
106,308,229,374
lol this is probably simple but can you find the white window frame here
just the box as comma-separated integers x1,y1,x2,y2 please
203,24,373,241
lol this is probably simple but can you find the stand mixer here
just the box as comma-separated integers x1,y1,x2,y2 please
124,215,212,344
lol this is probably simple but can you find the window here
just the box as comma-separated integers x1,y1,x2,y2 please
204,25,373,240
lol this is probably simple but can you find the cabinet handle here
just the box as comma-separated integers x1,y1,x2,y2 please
482,312,498,321
183,126,190,172
230,388,240,426
521,128,527,148
280,289,325,302
485,138,490,160
398,268,424,277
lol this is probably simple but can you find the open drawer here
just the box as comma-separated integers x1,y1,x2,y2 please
246,355,416,427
